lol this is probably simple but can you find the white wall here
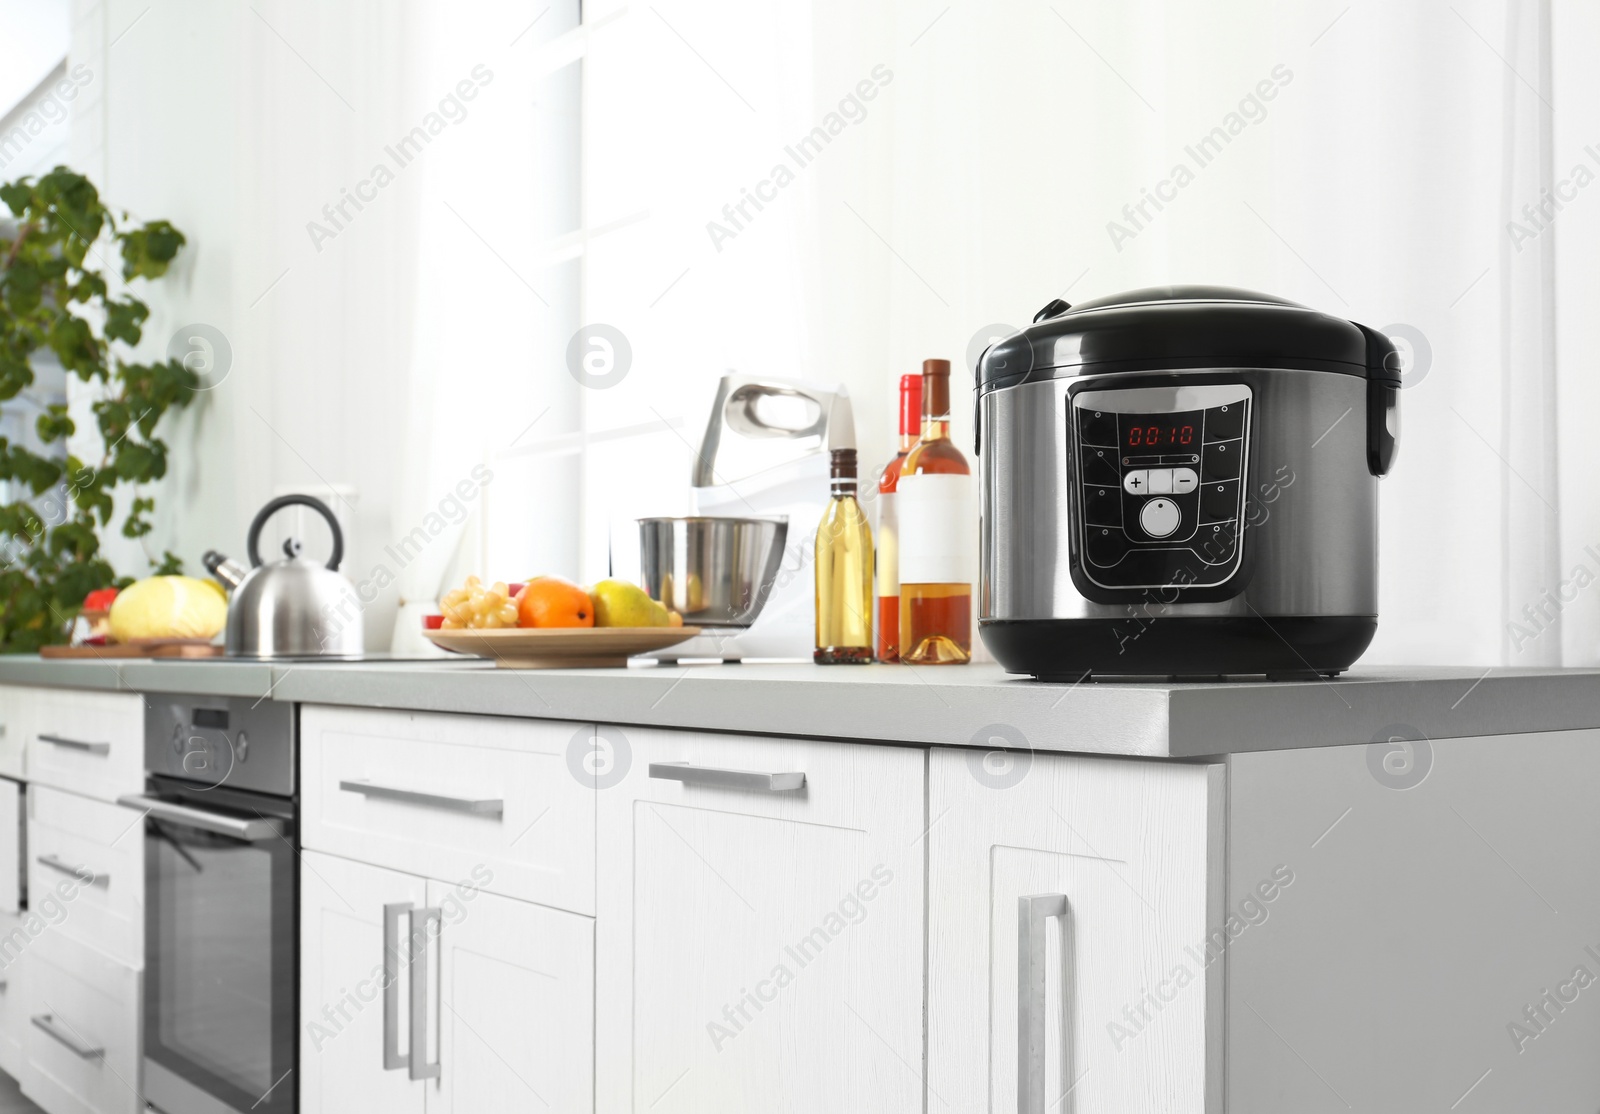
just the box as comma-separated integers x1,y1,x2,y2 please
70,0,426,647
0,0,69,119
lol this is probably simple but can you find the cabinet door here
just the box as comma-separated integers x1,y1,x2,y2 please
300,850,427,1114
423,881,593,1113
0,778,20,914
0,686,27,780
597,727,925,1114
927,748,1225,1114
0,910,25,1080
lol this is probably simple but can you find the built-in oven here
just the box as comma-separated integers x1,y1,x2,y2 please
118,695,298,1114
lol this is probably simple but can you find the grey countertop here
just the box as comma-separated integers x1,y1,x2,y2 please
0,655,1595,758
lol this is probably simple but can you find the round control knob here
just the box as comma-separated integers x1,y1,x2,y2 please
1140,497,1181,538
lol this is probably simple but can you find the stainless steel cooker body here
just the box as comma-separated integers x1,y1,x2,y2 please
976,340,1397,681
980,366,1377,624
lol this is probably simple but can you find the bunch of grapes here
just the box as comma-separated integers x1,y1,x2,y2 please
439,576,519,629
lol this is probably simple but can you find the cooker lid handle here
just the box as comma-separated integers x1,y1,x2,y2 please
1032,299,1072,323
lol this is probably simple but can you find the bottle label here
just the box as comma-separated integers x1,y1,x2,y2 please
897,473,974,585
877,491,898,596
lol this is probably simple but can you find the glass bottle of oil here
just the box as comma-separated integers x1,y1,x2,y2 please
897,359,973,664
814,448,874,664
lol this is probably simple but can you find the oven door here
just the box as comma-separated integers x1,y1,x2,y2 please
127,777,297,1114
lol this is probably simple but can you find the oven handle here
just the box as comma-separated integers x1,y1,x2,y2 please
116,794,284,842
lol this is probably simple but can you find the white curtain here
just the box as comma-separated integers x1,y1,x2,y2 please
386,1,549,652
761,0,1584,667
490,0,1590,667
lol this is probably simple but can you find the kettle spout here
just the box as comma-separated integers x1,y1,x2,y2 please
203,549,249,591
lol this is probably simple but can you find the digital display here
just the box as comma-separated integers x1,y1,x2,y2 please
1120,422,1196,448
192,708,228,729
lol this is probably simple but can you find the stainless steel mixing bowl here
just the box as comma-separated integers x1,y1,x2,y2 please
638,516,788,628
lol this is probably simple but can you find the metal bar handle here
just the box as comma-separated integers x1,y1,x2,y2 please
409,906,441,1081
116,794,284,842
35,854,105,888
383,903,411,1072
30,1014,104,1061
341,780,503,818
1018,893,1069,1114
648,762,806,792
37,733,109,755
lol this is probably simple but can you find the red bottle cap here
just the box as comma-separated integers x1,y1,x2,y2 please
898,373,923,438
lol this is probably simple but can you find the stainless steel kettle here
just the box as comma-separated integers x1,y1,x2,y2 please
203,495,363,658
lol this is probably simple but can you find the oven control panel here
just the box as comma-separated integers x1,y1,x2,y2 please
1071,383,1251,591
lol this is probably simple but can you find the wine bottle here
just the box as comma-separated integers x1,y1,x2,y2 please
875,372,922,662
897,359,973,665
814,447,874,664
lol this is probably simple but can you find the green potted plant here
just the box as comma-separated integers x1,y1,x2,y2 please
0,166,197,651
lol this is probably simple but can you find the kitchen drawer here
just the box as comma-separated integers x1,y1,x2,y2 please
27,787,143,970
0,910,25,1080
21,927,140,1114
302,706,595,914
24,689,143,804
0,686,30,780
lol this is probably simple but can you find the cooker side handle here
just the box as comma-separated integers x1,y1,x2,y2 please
1366,381,1399,477
1356,323,1403,477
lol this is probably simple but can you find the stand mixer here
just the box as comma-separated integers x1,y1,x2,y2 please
637,374,846,661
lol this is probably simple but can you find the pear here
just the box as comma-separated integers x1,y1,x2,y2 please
590,579,671,627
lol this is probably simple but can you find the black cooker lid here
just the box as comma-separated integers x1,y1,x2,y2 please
976,285,1403,392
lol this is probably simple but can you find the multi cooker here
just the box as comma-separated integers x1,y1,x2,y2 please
974,285,1400,680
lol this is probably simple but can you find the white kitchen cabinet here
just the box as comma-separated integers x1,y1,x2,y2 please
0,778,21,914
1223,731,1600,1112
21,927,141,1114
26,787,143,970
596,728,926,1114
300,850,594,1114
0,910,25,1080
23,689,143,805
926,747,1225,1114
425,880,593,1113
300,850,428,1114
0,686,29,780
301,706,596,915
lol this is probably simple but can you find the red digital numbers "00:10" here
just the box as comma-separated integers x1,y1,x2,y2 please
1126,425,1194,447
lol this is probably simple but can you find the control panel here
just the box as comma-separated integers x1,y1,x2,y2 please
1071,383,1251,591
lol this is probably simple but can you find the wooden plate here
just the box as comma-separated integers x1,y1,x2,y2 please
423,626,702,669
41,638,222,660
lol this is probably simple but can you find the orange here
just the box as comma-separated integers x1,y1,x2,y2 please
516,576,595,628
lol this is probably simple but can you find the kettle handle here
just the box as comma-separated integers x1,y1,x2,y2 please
247,495,345,571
